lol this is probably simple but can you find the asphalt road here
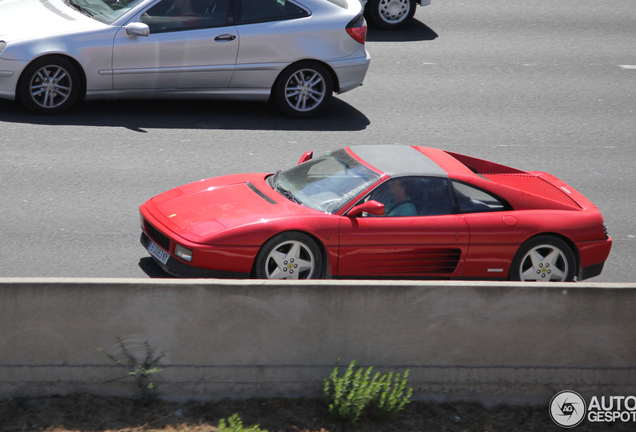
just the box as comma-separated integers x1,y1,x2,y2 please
1,0,634,281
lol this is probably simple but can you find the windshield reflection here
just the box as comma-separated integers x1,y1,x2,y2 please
64,0,146,23
270,149,381,214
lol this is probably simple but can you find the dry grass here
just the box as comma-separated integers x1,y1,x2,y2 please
0,394,632,432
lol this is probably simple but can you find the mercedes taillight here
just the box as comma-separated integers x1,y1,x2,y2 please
346,13,367,45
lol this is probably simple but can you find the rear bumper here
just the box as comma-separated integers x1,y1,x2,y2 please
577,236,612,280
579,261,605,281
330,49,370,93
141,232,249,279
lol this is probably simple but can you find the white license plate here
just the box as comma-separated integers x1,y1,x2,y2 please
148,240,170,265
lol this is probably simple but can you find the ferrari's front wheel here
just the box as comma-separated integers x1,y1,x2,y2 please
510,235,576,282
255,232,323,280
273,61,333,118
365,0,416,30
18,56,81,115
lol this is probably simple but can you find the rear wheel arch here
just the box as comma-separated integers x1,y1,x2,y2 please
509,233,579,282
529,233,580,267
273,60,340,94
324,62,340,93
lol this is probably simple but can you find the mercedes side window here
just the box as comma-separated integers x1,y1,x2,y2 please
452,181,508,213
140,0,230,32
237,0,309,24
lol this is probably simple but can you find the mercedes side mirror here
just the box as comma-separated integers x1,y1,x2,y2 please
126,22,150,37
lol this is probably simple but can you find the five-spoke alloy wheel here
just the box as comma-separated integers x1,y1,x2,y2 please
510,235,576,282
255,232,323,280
366,0,416,30
18,56,81,115
274,61,333,118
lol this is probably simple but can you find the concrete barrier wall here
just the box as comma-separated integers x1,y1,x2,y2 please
1,278,635,405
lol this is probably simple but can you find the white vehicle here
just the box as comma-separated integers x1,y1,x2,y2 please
0,0,370,118
361,0,431,30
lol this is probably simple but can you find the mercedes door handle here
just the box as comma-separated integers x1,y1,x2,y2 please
215,34,236,42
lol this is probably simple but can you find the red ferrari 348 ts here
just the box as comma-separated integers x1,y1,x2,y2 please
140,145,611,281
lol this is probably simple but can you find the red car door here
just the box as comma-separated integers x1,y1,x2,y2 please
450,180,524,279
337,214,470,277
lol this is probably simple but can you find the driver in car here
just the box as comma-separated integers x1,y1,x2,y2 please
169,0,203,27
371,178,417,217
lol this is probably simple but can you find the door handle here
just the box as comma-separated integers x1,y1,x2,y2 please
215,34,236,42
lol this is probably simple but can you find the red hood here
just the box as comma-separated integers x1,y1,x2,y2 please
144,173,318,243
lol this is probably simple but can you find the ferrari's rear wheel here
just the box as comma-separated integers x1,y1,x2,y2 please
255,232,323,280
510,235,576,282
18,56,81,115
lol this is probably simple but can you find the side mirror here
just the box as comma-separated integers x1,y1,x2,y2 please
348,200,385,217
297,151,313,164
126,22,150,37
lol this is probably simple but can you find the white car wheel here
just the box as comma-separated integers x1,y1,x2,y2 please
366,0,416,30
19,56,81,114
510,236,576,282
274,62,333,118
255,232,323,280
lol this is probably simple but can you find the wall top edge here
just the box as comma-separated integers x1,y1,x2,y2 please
0,277,634,289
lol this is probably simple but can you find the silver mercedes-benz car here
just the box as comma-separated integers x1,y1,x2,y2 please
0,0,370,117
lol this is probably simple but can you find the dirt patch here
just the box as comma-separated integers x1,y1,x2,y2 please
0,394,632,432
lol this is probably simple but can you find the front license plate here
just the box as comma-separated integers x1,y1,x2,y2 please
148,241,170,265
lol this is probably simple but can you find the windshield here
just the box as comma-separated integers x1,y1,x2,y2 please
269,149,381,213
64,0,146,24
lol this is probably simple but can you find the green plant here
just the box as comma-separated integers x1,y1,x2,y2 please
324,360,375,423
100,338,165,400
323,359,413,423
373,369,413,421
218,413,268,432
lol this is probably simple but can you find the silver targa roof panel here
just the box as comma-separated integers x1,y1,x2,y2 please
348,145,448,178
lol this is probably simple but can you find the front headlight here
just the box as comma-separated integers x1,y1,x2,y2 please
175,244,193,262
0,42,6,56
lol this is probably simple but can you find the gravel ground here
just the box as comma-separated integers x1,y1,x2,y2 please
0,394,632,432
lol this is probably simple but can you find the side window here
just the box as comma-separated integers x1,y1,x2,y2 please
367,178,417,217
365,177,456,217
238,0,309,24
141,0,229,32
410,177,456,216
452,181,507,213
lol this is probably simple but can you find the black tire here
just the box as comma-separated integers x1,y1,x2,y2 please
509,235,576,282
18,56,81,115
254,232,323,280
273,61,333,118
365,0,416,30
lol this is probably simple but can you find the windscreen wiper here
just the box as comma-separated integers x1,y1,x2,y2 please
276,185,302,205
270,170,282,188
64,0,94,16
270,170,303,205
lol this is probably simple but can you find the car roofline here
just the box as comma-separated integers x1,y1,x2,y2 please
347,145,448,178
